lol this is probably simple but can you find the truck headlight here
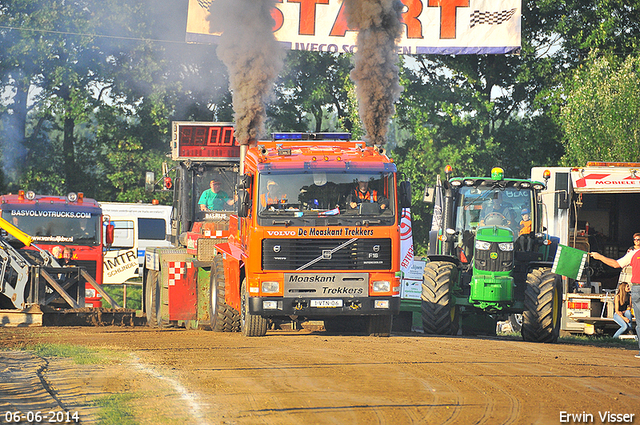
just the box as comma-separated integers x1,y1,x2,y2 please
372,281,390,292
85,288,96,298
498,242,514,251
475,240,491,250
261,281,279,293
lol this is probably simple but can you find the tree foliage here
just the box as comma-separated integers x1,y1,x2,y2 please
0,0,232,201
561,53,640,165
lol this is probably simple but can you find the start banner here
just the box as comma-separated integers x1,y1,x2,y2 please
187,0,521,55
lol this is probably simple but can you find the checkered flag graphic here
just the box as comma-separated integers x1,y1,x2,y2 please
469,8,517,28
168,261,191,286
197,0,212,10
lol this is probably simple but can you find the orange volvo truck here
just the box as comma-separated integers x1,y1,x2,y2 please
144,122,411,336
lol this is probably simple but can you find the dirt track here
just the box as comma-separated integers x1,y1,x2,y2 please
1,326,640,425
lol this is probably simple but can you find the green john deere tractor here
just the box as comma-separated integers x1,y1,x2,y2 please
423,166,562,342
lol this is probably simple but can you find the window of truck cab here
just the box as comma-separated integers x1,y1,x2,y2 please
2,209,101,245
195,169,237,212
455,186,534,235
256,170,396,222
109,219,134,248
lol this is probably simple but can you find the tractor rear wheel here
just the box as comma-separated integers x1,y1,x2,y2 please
421,261,458,335
522,267,561,343
209,255,240,332
240,279,268,337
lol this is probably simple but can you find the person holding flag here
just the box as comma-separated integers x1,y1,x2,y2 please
590,233,640,358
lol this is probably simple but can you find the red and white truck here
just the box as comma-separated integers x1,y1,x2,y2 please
532,162,640,336
0,191,110,308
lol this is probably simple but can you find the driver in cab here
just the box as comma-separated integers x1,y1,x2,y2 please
260,180,284,209
349,176,389,210
199,179,235,211
479,191,516,227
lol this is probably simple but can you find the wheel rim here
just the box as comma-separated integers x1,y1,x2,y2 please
513,314,523,327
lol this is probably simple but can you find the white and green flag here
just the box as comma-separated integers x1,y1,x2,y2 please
552,245,588,280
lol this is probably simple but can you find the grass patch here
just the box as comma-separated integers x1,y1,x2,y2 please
559,334,639,347
497,331,522,339
26,343,104,364
102,284,142,310
497,329,638,348
15,343,125,365
93,393,138,425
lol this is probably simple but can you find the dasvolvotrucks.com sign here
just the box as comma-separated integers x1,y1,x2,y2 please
186,0,521,55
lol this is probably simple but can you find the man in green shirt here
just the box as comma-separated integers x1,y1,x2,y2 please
199,179,233,211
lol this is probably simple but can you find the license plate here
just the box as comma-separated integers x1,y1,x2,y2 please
310,299,343,308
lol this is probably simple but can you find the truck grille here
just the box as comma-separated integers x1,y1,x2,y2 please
474,243,513,272
262,238,391,271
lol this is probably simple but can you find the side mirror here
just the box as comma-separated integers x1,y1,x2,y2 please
556,190,569,209
398,180,412,209
145,172,155,193
105,223,114,246
238,174,252,190
423,185,434,203
238,189,250,217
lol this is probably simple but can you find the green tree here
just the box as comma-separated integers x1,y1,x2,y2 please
560,53,640,165
269,51,357,133
1,0,232,201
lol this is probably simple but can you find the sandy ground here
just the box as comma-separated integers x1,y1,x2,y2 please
1,326,640,425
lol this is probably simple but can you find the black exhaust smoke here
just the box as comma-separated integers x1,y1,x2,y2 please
208,0,285,146
343,0,404,147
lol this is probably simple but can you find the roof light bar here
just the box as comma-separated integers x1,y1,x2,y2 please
271,132,351,141
316,132,351,140
272,133,304,140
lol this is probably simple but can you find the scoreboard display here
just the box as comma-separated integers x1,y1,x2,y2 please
171,121,240,161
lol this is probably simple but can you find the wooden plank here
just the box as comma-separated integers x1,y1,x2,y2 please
0,306,43,327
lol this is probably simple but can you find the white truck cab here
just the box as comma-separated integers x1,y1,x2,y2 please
533,163,640,335
100,202,172,284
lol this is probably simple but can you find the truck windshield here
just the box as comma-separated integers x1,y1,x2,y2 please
258,171,395,218
456,186,534,236
2,211,101,245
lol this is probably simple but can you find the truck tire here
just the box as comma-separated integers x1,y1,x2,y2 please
209,255,240,332
368,315,392,337
421,261,458,335
522,267,561,343
240,279,268,337
145,270,160,328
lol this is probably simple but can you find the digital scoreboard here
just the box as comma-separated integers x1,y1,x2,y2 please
171,121,240,161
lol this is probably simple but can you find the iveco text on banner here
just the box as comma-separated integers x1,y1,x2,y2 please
187,0,521,55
